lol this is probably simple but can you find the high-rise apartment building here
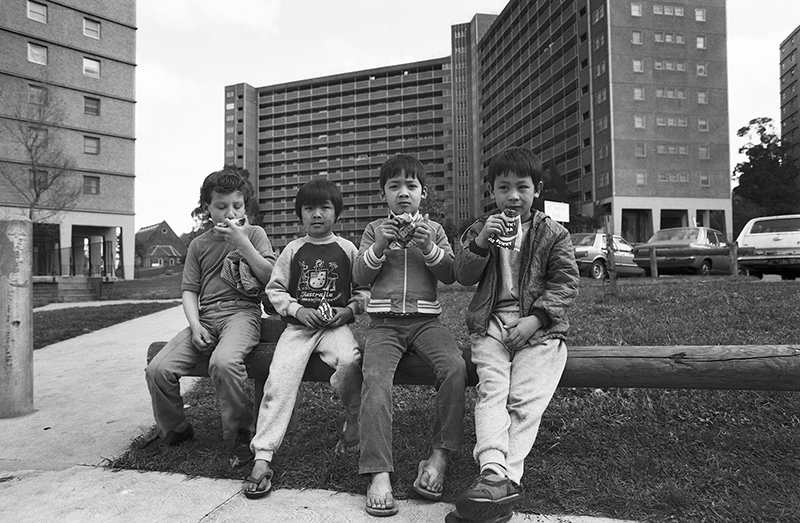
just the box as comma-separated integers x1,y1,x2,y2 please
228,0,731,246
0,0,136,279
780,24,800,166
226,59,453,250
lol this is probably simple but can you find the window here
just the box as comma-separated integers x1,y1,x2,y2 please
594,34,605,50
698,119,709,131
697,36,707,49
634,87,645,100
633,59,644,72
27,1,47,23
656,88,664,98
697,90,708,104
83,136,100,155
632,31,642,44
596,88,607,104
655,61,664,70
631,3,642,16
664,5,674,15
655,32,664,43
83,19,101,39
83,58,101,77
28,43,47,65
29,84,47,105
675,6,684,16
593,5,605,23
697,64,707,76
597,145,609,160
656,116,666,126
634,115,646,128
84,97,100,116
596,116,608,132
678,117,688,127
665,33,674,43
677,88,686,99
699,146,710,160
636,172,647,185
595,60,606,77
83,176,100,195
676,34,685,44
700,173,710,187
696,8,706,21
598,172,610,187
635,142,646,157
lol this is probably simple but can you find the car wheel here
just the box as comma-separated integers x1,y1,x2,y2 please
697,260,711,276
591,260,606,279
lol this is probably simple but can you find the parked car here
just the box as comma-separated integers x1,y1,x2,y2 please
632,227,732,276
571,233,644,279
735,214,800,280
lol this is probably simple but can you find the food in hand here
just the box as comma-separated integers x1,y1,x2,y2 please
394,212,417,247
488,209,522,251
318,299,334,323
215,217,247,227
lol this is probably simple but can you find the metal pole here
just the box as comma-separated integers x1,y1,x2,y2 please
0,219,34,417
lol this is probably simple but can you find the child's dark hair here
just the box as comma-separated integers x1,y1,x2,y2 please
487,146,543,187
379,155,427,189
199,167,254,206
295,178,343,219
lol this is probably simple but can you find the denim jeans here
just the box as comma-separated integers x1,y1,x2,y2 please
145,300,262,441
470,311,567,484
359,315,466,475
250,323,362,462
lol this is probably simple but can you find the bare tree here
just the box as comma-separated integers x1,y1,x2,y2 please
0,85,82,221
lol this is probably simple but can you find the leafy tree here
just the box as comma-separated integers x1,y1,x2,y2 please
420,185,456,241
733,117,800,234
0,85,81,221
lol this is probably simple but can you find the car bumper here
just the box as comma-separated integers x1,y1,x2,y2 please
738,255,800,274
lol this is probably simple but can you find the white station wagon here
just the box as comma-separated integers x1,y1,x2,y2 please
736,214,800,280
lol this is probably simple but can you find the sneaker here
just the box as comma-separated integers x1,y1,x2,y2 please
230,428,255,467
455,471,520,521
445,506,513,523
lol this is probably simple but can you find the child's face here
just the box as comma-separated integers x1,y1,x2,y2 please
300,200,337,238
381,170,427,216
205,190,246,226
489,171,542,222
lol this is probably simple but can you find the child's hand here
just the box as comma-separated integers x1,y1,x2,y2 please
296,307,328,329
191,326,215,353
476,214,509,248
413,214,434,254
503,316,542,349
373,219,399,256
326,307,354,327
214,218,249,249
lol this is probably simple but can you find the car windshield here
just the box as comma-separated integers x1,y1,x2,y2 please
650,228,699,242
750,218,800,234
572,234,596,246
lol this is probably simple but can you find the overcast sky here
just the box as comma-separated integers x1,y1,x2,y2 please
134,1,800,235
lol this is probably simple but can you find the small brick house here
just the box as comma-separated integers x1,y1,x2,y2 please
135,221,187,268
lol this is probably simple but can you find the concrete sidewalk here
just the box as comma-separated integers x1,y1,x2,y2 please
0,302,638,523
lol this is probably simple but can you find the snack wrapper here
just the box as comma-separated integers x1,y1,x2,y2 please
392,212,418,248
488,209,522,252
318,298,334,323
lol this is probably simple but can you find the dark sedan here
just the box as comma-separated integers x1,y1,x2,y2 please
632,227,732,276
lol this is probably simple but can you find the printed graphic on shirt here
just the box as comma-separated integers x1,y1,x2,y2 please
296,259,342,305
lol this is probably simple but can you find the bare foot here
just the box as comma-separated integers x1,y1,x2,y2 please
414,448,449,497
366,472,397,515
242,459,273,499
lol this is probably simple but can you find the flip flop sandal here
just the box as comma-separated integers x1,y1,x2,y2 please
365,488,399,517
413,460,444,501
242,467,273,499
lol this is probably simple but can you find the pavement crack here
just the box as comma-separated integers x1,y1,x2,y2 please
198,489,241,522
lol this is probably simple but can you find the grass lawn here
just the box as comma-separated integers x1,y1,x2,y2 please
34,301,180,349
108,276,800,523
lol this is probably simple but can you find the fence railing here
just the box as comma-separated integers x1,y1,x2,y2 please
33,241,114,278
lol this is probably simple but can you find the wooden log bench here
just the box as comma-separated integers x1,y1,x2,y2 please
147,318,800,414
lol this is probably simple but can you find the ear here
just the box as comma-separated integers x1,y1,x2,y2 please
535,181,544,198
379,189,386,200
421,186,428,199
487,182,494,196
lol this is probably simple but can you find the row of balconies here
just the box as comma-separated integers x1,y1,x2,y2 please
261,123,439,147
257,149,445,173
259,85,443,113
257,70,444,103
258,102,449,125
261,138,446,161
259,113,445,138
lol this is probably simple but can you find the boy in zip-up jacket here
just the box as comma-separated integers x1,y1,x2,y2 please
449,147,579,523
354,155,467,517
